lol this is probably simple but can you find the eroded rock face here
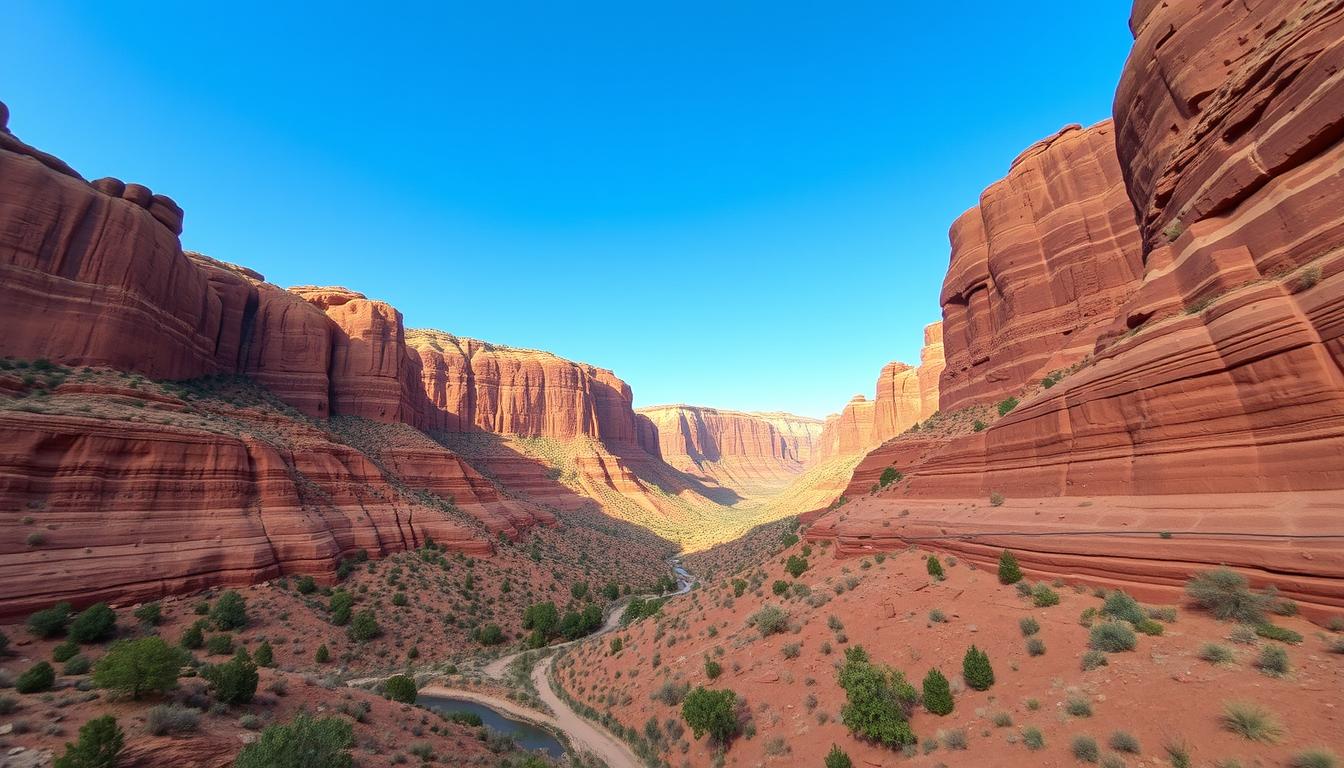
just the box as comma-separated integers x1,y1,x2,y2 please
939,121,1144,412
635,405,823,495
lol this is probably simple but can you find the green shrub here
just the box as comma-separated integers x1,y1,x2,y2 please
253,641,273,668
444,711,482,727
63,655,91,676
973,419,986,432
53,640,79,663
146,704,200,736
1255,645,1289,677
53,715,123,768
1220,701,1282,742
1134,618,1165,636
68,603,117,644
206,634,234,656
1072,735,1100,763
837,646,917,747
825,744,853,768
385,675,417,704
348,610,381,643
134,603,163,626
315,644,330,663
1019,617,1040,636
179,621,205,650
961,645,994,690
751,605,789,637
1101,591,1146,625
328,591,353,626
235,713,354,768
990,491,1005,506
27,602,72,639
1199,643,1233,664
1023,727,1044,750
1066,696,1093,717
16,661,55,693
296,575,317,595
475,624,504,646
998,550,1023,585
772,580,789,595
704,658,721,680
1031,584,1060,607
922,668,953,715
785,555,809,578
209,591,248,631
1081,650,1109,670
391,592,409,607
204,655,258,706
997,397,1019,416
1185,569,1267,624
0,628,8,655
927,556,945,580
1255,623,1302,644
1089,622,1137,652
878,467,902,488
609,636,623,654
681,687,738,742
93,637,182,699
1026,637,1046,656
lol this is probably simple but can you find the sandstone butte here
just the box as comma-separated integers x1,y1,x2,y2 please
807,0,1344,617
814,321,946,461
634,404,824,498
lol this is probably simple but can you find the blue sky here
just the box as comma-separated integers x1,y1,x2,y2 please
3,2,1135,418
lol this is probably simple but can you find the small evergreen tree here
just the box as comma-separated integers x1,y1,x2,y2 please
179,621,205,650
785,555,809,578
347,610,381,643
315,644,330,663
927,555,945,580
825,744,853,768
93,636,182,699
253,641,274,668
962,645,995,691
385,674,417,704
0,628,9,655
27,602,72,639
922,668,954,715
997,550,1023,585
53,715,123,768
133,602,163,626
209,591,248,630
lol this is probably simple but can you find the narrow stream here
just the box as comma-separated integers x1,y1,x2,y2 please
418,695,566,759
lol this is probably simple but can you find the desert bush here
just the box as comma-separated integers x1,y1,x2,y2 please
1221,701,1281,742
1109,731,1139,753
940,728,968,750
385,675,417,704
1081,649,1109,671
16,661,55,694
928,609,946,623
1072,735,1100,762
235,713,354,768
1185,569,1266,624
652,680,690,706
926,556,945,580
750,606,788,637
1031,584,1060,607
1255,623,1302,644
63,655,91,676
209,591,248,631
1255,645,1289,677
785,555,808,578
1199,643,1233,664
1019,617,1040,636
348,610,381,643
1289,750,1338,768
1026,637,1046,656
206,634,234,656
997,397,1018,416
878,467,901,488
179,621,205,650
1101,591,1145,625
1023,727,1044,750
1066,696,1093,717
93,637,182,699
53,640,79,663
1089,622,1137,652
27,602,72,639
825,744,853,768
782,642,801,659
133,603,162,626
54,715,123,768
998,550,1023,584
147,704,200,736
69,603,117,644
204,655,258,706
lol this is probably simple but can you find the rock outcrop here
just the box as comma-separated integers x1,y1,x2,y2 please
810,2,1344,614
635,405,823,497
938,121,1144,413
815,322,945,460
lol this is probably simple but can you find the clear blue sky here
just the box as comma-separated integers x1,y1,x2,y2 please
3,2,1135,418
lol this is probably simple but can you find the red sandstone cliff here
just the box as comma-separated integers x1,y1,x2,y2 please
634,405,823,497
938,121,1145,413
810,1,1344,614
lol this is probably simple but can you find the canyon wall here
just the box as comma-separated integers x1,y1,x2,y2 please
635,405,823,496
938,121,1145,413
814,321,945,460
810,1,1344,613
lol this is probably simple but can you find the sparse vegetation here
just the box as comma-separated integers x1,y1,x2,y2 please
1089,622,1137,652
235,713,354,768
1220,701,1282,742
838,646,917,747
998,549,1023,584
1072,735,1100,762
1255,645,1289,677
681,687,739,743
1185,568,1267,624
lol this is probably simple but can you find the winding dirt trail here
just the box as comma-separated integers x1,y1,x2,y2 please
396,560,693,767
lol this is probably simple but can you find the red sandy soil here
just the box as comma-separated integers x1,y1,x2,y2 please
556,539,1344,767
